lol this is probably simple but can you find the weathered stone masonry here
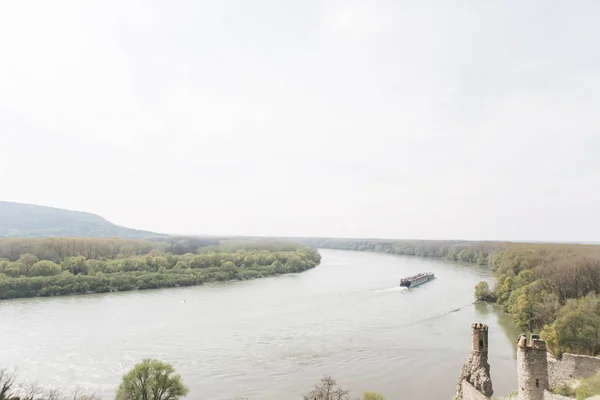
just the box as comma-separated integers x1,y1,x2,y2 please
461,380,491,400
517,334,550,400
454,323,493,400
548,353,600,388
455,323,600,400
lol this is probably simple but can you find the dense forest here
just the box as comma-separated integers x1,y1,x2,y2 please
0,237,321,300
303,238,600,358
476,243,600,358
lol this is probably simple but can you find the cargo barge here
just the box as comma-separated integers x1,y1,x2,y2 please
400,272,434,288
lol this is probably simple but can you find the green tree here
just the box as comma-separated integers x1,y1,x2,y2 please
474,281,495,302
17,253,38,267
17,253,38,276
550,293,600,355
61,256,88,275
530,287,561,329
541,324,562,358
495,276,515,305
220,261,238,279
31,260,62,277
510,285,535,332
362,392,385,400
115,359,189,400
3,263,20,278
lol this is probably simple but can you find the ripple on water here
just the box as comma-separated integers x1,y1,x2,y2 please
0,250,518,400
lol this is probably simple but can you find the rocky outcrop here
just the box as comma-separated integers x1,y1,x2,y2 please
455,349,493,399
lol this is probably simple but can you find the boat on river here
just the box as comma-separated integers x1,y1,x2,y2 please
400,272,434,288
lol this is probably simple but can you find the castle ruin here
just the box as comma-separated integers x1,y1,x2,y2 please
517,334,550,400
454,323,599,400
454,323,493,400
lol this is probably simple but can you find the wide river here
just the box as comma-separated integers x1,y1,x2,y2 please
0,249,521,400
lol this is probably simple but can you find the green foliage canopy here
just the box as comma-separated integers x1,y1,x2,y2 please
0,238,321,300
362,392,385,400
115,359,189,400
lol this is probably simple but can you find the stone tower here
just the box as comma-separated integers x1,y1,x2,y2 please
517,334,549,400
472,321,489,353
454,323,493,399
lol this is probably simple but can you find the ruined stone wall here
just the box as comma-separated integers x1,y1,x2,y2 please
461,381,490,400
454,324,600,400
548,353,600,387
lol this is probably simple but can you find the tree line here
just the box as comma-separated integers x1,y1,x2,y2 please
1,362,384,400
0,238,321,300
0,237,158,262
303,238,600,358
0,359,183,400
297,238,506,265
0,236,305,263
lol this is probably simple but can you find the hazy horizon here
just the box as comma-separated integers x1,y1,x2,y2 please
1,1,599,242
4,199,600,244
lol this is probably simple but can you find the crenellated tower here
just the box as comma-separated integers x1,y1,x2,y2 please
454,323,493,399
472,322,489,353
517,334,549,400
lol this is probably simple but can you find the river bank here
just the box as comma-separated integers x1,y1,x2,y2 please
0,249,520,399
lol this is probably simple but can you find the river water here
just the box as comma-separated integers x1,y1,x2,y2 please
0,249,520,400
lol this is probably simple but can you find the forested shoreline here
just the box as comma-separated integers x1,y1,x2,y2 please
302,238,600,358
0,237,321,300
4,235,600,358
297,237,506,264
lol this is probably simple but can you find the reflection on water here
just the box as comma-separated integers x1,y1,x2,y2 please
0,249,518,400
474,301,492,316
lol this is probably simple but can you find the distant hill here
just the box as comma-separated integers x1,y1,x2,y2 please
0,201,166,238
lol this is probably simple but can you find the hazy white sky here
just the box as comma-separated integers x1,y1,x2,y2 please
1,0,599,241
